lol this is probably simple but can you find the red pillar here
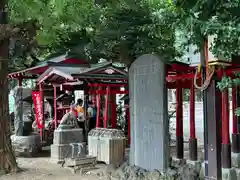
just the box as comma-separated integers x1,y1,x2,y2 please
53,85,57,129
96,86,101,128
18,77,22,86
92,87,97,106
232,87,238,134
104,86,110,128
127,106,130,145
39,83,44,141
111,92,117,128
189,79,197,161
232,87,240,153
221,88,231,168
176,83,183,159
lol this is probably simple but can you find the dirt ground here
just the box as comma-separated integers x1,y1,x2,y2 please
0,152,103,180
0,146,204,180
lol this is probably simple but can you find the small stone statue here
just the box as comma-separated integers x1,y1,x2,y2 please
58,105,79,129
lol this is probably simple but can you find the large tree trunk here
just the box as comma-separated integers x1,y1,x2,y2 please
0,0,18,174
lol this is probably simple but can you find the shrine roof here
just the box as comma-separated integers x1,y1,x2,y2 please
8,54,89,79
72,62,127,78
36,66,87,84
36,62,128,85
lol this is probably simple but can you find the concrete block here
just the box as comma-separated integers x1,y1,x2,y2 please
232,153,240,168
222,168,237,180
53,128,83,144
88,128,126,165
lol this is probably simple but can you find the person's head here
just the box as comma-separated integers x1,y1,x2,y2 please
77,99,83,106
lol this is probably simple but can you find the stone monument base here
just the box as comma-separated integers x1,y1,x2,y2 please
51,142,86,164
11,133,41,157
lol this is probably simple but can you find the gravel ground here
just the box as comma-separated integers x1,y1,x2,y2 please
0,146,204,180
0,156,102,180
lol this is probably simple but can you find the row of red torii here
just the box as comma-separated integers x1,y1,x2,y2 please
7,56,240,171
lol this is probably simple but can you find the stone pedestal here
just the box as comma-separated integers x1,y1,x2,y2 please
50,127,85,163
11,133,41,157
88,128,126,165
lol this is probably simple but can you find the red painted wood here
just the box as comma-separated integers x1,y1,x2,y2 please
104,86,110,128
222,89,230,144
88,83,127,87
190,79,196,139
89,90,128,94
53,85,57,129
96,86,101,128
39,83,44,141
63,58,88,64
232,87,238,134
127,106,130,145
18,77,22,86
176,85,183,137
111,93,117,128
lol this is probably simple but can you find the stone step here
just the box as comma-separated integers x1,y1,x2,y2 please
64,155,97,167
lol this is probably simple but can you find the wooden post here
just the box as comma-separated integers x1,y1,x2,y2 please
176,83,183,159
221,88,231,168
96,86,101,128
53,85,57,129
18,77,22,86
232,87,240,153
103,86,110,128
189,78,197,161
206,75,221,179
39,83,44,141
127,105,130,145
111,91,117,128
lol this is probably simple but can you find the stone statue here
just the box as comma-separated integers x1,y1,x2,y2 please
58,105,79,129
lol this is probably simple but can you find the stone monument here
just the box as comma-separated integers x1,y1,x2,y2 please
11,86,41,157
129,54,169,171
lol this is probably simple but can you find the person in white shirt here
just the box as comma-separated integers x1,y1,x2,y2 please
87,101,96,132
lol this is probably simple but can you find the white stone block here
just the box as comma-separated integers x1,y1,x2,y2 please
88,128,126,165
53,128,83,144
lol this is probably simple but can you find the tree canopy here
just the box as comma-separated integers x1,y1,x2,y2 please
8,0,181,69
6,0,240,70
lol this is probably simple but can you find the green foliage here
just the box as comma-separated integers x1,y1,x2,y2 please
8,0,181,67
173,0,240,59
92,0,180,64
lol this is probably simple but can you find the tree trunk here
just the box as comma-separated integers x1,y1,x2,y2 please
0,0,18,174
